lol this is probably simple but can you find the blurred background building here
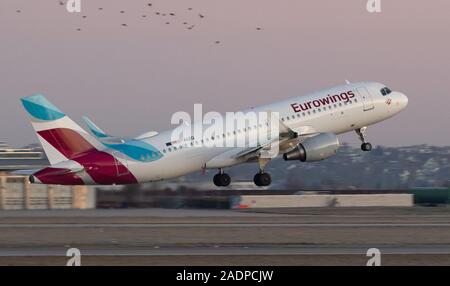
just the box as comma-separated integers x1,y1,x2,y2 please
0,141,95,210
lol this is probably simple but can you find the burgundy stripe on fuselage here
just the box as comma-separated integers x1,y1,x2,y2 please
34,167,84,185
37,128,138,185
75,150,138,185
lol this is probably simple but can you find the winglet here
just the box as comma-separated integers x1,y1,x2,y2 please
82,116,108,138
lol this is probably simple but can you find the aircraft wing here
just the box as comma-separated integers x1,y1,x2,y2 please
234,121,318,161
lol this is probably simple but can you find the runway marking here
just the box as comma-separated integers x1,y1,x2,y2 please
0,223,449,228
1,245,450,256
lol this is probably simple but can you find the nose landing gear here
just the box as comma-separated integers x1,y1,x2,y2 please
356,127,372,151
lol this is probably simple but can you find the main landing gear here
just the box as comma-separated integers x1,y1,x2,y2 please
356,127,372,152
253,157,271,187
212,157,273,187
253,172,271,187
213,169,231,187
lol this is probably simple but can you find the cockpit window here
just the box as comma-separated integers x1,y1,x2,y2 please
380,87,392,96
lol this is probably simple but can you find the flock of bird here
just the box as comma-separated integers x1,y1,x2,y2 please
14,1,264,44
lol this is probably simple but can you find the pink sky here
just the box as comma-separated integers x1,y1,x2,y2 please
1,0,449,147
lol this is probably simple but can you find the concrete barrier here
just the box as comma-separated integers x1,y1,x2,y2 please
231,194,414,209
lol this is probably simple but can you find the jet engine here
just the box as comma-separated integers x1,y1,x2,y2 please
283,133,339,162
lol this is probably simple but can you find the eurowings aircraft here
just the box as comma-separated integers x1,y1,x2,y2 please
19,81,407,187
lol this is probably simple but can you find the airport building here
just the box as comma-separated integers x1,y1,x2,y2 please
0,142,95,210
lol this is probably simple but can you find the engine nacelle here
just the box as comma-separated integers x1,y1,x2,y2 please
283,133,339,162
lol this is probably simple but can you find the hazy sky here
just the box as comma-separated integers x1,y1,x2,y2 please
1,0,449,147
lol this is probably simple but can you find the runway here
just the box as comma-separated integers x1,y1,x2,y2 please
1,245,450,256
0,207,449,265
1,223,450,228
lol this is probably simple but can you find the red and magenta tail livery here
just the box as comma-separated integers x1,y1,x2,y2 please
21,94,138,185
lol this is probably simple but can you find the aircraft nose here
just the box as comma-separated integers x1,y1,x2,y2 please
399,92,408,109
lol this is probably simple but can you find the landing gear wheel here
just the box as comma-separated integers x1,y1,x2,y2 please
356,127,372,152
253,172,271,187
213,173,231,187
361,142,372,152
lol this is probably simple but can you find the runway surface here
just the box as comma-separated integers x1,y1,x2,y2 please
0,207,449,265
1,245,450,256
1,223,450,227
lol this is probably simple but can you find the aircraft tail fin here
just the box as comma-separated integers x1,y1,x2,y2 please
20,94,101,165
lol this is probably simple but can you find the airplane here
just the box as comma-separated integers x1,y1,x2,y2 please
19,81,408,187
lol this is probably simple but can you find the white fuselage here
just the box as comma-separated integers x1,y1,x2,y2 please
122,81,408,183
